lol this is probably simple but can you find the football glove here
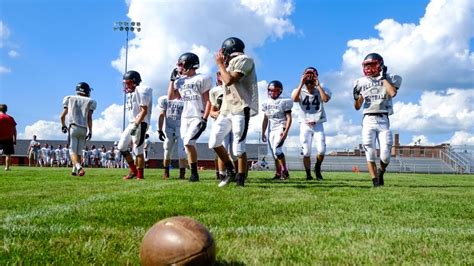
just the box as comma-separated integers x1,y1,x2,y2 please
158,130,166,141
61,125,68,134
170,68,179,82
353,86,361,101
86,132,92,141
198,117,207,132
381,65,388,80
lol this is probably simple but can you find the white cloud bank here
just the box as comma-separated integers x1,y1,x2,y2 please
20,0,474,151
324,0,474,149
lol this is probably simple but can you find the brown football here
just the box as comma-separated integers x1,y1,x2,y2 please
140,216,216,266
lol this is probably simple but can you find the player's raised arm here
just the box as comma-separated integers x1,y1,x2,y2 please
168,68,180,100
291,73,306,102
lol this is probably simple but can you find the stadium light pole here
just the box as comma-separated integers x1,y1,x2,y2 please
113,21,141,130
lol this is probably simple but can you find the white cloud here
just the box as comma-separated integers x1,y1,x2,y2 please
20,120,63,140
324,0,474,148
0,66,11,74
0,21,10,46
112,0,296,98
8,50,19,58
391,88,474,134
447,131,474,145
408,135,434,146
341,0,474,90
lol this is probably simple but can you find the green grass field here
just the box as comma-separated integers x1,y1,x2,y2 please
1,167,473,265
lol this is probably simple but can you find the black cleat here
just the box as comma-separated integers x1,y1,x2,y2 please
280,170,290,180
372,177,380,187
306,175,314,181
315,172,324,181
272,174,281,180
377,168,385,186
219,169,236,187
314,165,324,181
236,173,245,187
189,174,199,182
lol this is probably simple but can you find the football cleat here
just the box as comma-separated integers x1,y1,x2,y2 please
218,172,235,187
189,174,199,182
377,168,385,186
372,177,380,187
272,174,281,180
280,170,290,180
123,172,137,180
236,173,245,187
306,175,314,181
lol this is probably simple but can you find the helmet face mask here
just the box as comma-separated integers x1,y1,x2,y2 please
267,80,283,99
76,82,92,97
304,67,318,86
123,70,142,93
362,53,384,77
177,52,199,74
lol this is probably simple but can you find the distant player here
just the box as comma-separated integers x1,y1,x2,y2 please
210,37,259,187
261,80,293,180
118,70,153,180
27,135,41,167
60,82,96,176
353,53,402,187
40,144,51,167
291,67,331,181
168,52,211,182
157,95,187,179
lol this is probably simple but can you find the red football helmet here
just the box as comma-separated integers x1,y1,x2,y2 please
304,67,318,85
362,53,384,77
267,80,283,99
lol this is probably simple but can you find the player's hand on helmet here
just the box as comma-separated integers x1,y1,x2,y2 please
158,130,166,141
198,117,207,132
130,123,138,136
215,50,226,66
381,65,388,80
61,125,68,134
353,86,362,101
170,68,179,82
86,132,92,141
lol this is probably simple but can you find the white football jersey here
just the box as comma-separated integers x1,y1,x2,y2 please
209,85,224,110
220,54,259,117
174,73,211,119
55,148,62,159
262,98,293,130
158,95,183,128
126,86,153,124
62,95,97,128
30,140,41,151
296,87,332,123
353,74,402,115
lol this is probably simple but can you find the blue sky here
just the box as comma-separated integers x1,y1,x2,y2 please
1,0,473,151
